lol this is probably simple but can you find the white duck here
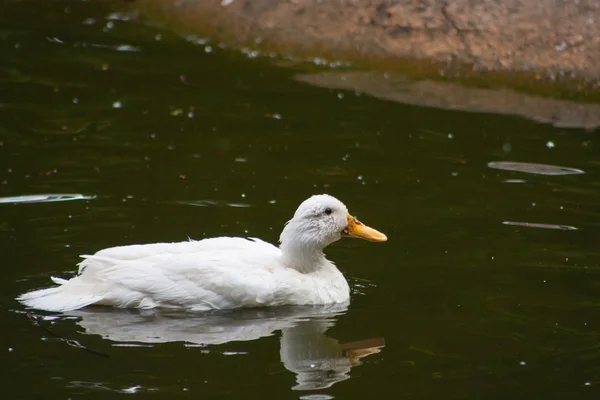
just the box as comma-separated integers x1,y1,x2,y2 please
17,194,387,312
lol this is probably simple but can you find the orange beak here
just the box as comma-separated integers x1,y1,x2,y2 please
342,214,387,242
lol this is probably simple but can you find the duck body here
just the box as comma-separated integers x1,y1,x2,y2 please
18,195,386,312
21,238,350,312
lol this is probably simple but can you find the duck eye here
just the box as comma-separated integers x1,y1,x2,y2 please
324,208,333,215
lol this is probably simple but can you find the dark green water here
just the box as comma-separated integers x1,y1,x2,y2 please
2,1,600,398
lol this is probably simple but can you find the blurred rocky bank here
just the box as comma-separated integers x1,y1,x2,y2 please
127,0,600,128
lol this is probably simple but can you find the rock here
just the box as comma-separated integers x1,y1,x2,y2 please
129,0,600,87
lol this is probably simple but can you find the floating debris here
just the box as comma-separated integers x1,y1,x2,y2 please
0,194,94,204
185,35,209,46
488,161,584,175
46,37,64,44
114,44,140,52
502,221,578,231
90,43,140,52
105,12,134,21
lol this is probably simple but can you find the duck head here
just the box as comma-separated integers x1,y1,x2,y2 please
279,194,387,255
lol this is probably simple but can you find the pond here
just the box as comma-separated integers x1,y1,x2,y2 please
2,1,599,398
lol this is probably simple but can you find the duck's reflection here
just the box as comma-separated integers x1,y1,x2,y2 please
67,303,384,391
279,311,384,390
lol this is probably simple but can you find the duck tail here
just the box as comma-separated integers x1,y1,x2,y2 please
17,277,103,312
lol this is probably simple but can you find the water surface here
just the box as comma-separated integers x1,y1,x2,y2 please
2,1,600,399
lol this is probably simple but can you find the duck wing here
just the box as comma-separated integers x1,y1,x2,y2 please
19,237,287,312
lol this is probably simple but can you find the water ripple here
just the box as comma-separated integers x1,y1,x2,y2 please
0,194,94,204
502,221,579,230
488,161,585,176
177,200,252,208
